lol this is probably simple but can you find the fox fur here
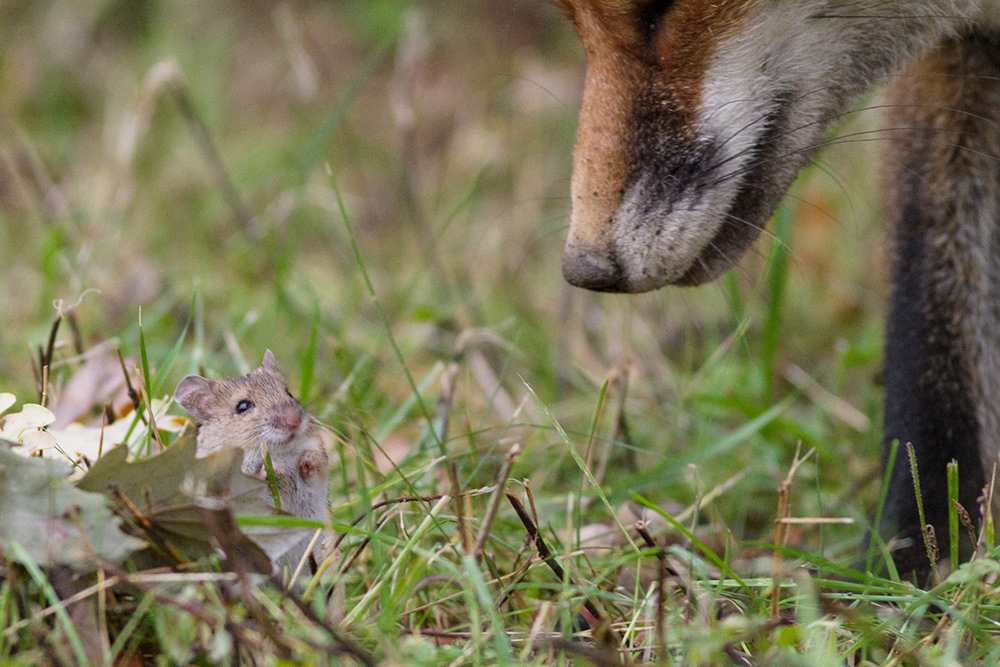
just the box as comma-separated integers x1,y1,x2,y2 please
558,0,1000,574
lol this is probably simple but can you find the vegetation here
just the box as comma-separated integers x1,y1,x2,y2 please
0,1,996,665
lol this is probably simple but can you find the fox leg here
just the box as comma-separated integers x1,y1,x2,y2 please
880,29,1000,575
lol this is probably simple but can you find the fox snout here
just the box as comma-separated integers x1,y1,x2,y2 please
562,123,744,292
558,0,917,294
559,0,775,293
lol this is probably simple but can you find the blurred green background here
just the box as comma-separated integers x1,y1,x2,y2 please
0,0,891,553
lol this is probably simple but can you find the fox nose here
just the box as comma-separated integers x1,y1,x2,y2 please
562,245,625,292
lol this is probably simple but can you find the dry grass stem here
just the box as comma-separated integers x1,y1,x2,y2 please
473,443,521,558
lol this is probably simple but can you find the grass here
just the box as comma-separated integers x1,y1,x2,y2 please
1,0,998,665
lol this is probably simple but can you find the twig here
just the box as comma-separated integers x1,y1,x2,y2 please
675,470,747,524
28,344,41,398
955,500,977,549
439,360,471,553
108,485,186,566
491,554,539,614
977,465,997,559
437,361,459,444
139,384,164,453
289,529,325,589
42,314,61,373
772,445,814,617
338,512,395,576
39,314,62,406
595,364,636,485
66,312,84,356
543,638,624,667
781,362,869,432
330,490,493,556
505,492,603,623
451,463,471,555
473,444,520,558
117,349,145,425
2,574,122,638
635,522,667,662
331,494,451,554
520,602,552,663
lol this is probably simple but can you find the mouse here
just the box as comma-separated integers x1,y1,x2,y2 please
174,350,329,568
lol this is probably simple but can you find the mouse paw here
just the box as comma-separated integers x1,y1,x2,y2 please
252,463,283,481
299,451,320,479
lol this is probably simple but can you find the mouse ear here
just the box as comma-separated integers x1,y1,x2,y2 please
174,375,213,421
261,350,281,376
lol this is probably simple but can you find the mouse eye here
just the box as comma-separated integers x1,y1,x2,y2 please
236,399,254,414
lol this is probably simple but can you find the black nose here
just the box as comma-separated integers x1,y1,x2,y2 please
561,246,625,292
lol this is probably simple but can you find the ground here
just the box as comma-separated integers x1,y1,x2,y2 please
2,2,993,666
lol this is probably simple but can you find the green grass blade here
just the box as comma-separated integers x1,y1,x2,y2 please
299,39,393,179
907,442,937,574
150,290,196,397
633,493,751,596
191,287,205,375
762,202,794,401
524,379,639,553
332,178,447,460
263,451,281,511
608,397,791,499
374,362,444,445
342,495,451,625
948,460,959,568
866,439,899,576
109,590,156,662
138,308,154,457
576,379,608,544
9,542,91,667
299,300,320,400
462,554,514,663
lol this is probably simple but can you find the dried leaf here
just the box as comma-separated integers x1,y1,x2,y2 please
0,444,143,566
49,347,132,429
77,438,312,568
0,403,56,442
36,399,189,464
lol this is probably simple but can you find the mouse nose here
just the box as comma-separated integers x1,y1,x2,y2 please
277,405,301,432
561,244,625,292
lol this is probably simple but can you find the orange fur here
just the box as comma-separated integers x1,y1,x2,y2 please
563,0,753,250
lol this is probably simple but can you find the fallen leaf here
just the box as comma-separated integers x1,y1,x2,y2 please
0,444,143,566
0,403,56,442
77,438,313,569
49,346,133,429
23,398,190,465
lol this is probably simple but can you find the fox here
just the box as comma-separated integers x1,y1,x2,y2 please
556,0,1000,574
